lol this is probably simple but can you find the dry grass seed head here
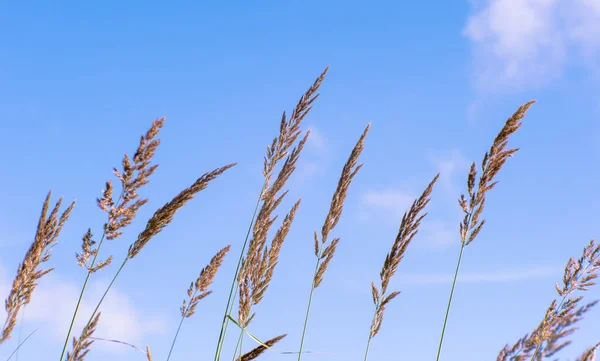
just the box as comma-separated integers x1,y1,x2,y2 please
181,245,231,318
1,191,75,344
236,334,287,361
238,200,301,326
459,101,534,246
99,117,165,241
378,174,439,295
312,124,369,289
369,173,439,339
262,67,329,190
497,239,600,361
237,68,329,327
252,67,329,258
76,229,113,273
79,118,165,273
557,239,600,296
128,163,236,259
319,123,369,246
313,238,339,288
577,343,599,361
146,346,154,361
66,312,101,361
246,134,309,270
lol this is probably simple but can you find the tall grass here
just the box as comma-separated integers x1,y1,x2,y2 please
0,69,598,361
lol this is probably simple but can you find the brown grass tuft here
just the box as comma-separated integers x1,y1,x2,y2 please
128,163,236,259
576,343,599,361
238,199,301,327
313,123,370,288
77,117,165,272
233,69,331,331
100,117,164,241
261,67,328,195
214,66,329,361
369,173,439,339
435,101,536,361
459,101,535,246
66,312,101,361
181,245,231,318
236,334,287,361
60,117,167,361
0,191,75,344
497,239,600,361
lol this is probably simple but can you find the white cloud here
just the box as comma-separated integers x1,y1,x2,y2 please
306,125,328,154
358,189,459,249
401,266,557,285
359,188,416,221
464,0,600,92
0,263,166,355
428,149,469,195
418,220,459,250
337,266,557,297
295,125,330,182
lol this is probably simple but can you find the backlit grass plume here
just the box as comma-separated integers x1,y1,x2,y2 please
297,123,370,361
60,118,165,360
213,67,329,361
62,118,234,361
166,245,231,361
497,239,600,361
435,101,536,361
1,192,75,344
364,174,438,361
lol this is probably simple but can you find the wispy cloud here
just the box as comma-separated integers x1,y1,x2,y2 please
338,266,558,297
428,149,469,196
464,0,600,92
0,263,166,355
401,266,558,285
358,188,416,221
296,125,330,181
306,125,328,154
417,220,459,250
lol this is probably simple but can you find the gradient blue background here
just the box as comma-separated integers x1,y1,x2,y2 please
0,1,599,361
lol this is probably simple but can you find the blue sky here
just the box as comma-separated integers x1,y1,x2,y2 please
0,1,599,361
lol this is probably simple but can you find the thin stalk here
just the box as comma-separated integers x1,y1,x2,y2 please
363,316,376,361
232,328,244,361
65,257,129,361
165,314,186,361
239,331,244,361
5,329,37,361
58,189,126,361
363,338,372,361
297,258,320,361
435,243,465,361
58,233,107,361
213,183,265,361
15,306,25,361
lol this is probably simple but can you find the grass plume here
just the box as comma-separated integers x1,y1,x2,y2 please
297,123,370,361
166,245,231,361
1,192,75,344
236,334,287,361
65,312,101,361
497,239,600,361
60,118,165,361
364,173,439,361
435,101,535,361
213,67,329,361
66,162,235,361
